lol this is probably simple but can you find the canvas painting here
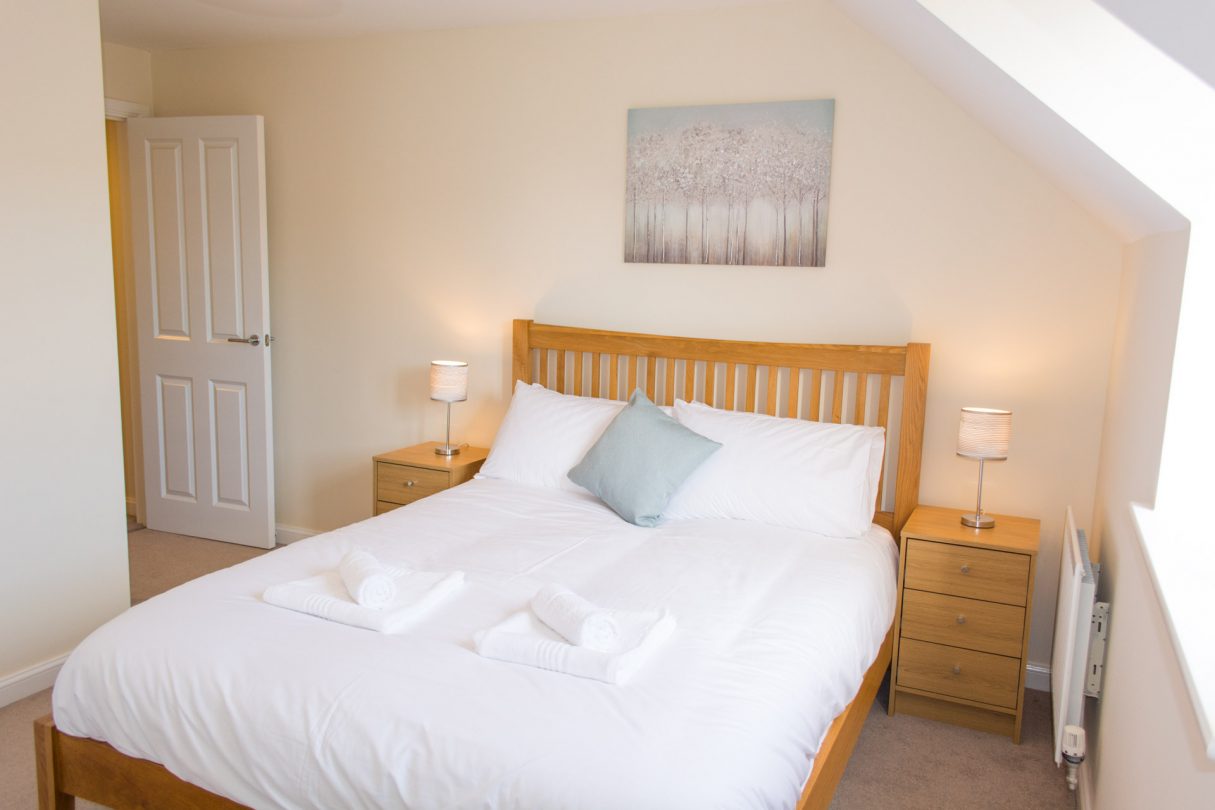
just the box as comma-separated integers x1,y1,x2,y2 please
625,99,834,267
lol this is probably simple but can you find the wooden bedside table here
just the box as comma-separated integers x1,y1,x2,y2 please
372,442,489,516
888,505,1040,743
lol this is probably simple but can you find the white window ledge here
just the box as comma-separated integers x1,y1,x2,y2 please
1131,503,1215,760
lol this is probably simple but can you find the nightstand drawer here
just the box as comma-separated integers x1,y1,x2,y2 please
376,463,448,505
901,590,1025,657
897,638,1021,709
905,539,1029,606
375,500,403,515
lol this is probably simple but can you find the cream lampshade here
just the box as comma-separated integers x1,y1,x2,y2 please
957,406,1012,528
429,361,468,403
430,361,468,455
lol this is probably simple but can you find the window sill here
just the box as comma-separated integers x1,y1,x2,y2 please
1132,503,1215,760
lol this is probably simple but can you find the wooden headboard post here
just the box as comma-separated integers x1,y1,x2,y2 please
510,319,930,540
892,343,930,539
512,319,533,385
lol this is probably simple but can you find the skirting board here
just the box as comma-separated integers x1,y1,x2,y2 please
276,524,319,545
1077,759,1094,809
0,653,68,708
1026,661,1051,692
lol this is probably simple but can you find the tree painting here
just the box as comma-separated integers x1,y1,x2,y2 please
625,100,835,267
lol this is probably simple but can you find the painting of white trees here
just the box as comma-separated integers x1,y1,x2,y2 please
625,99,834,267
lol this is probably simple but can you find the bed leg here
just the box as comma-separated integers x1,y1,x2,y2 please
34,715,74,810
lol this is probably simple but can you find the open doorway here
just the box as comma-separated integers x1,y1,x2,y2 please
103,106,146,526
105,112,277,548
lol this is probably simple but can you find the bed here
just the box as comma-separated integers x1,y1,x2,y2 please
36,320,930,810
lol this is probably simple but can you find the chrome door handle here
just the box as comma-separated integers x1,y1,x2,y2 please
956,615,967,625
227,335,260,346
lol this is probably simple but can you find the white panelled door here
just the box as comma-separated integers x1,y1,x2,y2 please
127,116,275,548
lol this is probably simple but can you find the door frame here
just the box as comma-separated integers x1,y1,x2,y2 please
105,98,149,525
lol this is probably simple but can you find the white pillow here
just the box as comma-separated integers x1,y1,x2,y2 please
478,382,626,492
664,399,886,537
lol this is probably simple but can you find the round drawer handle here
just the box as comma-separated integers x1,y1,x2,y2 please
952,665,962,675
956,615,967,625
404,480,416,488
960,564,970,575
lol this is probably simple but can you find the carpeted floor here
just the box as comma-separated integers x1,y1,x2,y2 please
830,679,1075,809
126,527,268,605
0,530,1075,809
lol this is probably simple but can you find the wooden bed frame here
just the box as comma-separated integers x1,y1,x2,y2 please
35,320,930,810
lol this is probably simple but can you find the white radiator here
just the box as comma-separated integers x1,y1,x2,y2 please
1050,507,1101,766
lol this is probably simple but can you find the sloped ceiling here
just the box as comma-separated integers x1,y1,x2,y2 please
1097,0,1215,91
831,0,1186,241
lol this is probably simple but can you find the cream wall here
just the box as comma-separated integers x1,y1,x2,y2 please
101,41,152,106
0,0,129,700
1088,231,1215,808
151,0,1122,668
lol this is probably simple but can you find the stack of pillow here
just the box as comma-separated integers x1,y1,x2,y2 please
478,381,886,538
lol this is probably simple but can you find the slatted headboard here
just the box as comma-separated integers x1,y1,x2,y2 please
511,320,931,539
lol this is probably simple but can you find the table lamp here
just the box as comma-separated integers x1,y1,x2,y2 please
956,406,1011,528
430,360,468,456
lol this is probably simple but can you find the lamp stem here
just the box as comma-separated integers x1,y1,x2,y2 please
975,457,985,519
961,457,995,528
435,400,461,456
445,401,451,453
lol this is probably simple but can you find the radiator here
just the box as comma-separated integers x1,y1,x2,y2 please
1050,507,1101,765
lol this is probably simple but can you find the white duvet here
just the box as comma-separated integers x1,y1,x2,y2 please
53,479,897,810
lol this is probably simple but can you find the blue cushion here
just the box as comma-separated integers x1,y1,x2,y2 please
568,389,721,527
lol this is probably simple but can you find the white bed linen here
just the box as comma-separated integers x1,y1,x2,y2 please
53,479,897,810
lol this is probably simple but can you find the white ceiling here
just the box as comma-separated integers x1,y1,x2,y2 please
98,0,774,50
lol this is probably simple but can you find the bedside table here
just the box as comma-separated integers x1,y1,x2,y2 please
372,442,489,515
888,505,1040,743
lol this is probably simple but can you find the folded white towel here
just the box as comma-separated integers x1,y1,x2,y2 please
475,609,675,685
531,584,620,652
263,569,464,633
339,549,397,609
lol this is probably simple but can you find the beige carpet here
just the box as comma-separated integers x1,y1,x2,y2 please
831,681,1075,809
1,531,1075,809
127,528,267,605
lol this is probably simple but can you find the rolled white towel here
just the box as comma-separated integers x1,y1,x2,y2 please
531,585,619,652
264,569,464,634
475,609,676,685
339,549,397,609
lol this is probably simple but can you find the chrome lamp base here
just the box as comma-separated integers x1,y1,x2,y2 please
960,512,995,529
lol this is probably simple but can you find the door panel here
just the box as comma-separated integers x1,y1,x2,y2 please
157,375,196,500
147,141,190,338
210,380,249,508
201,139,244,341
129,115,274,547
